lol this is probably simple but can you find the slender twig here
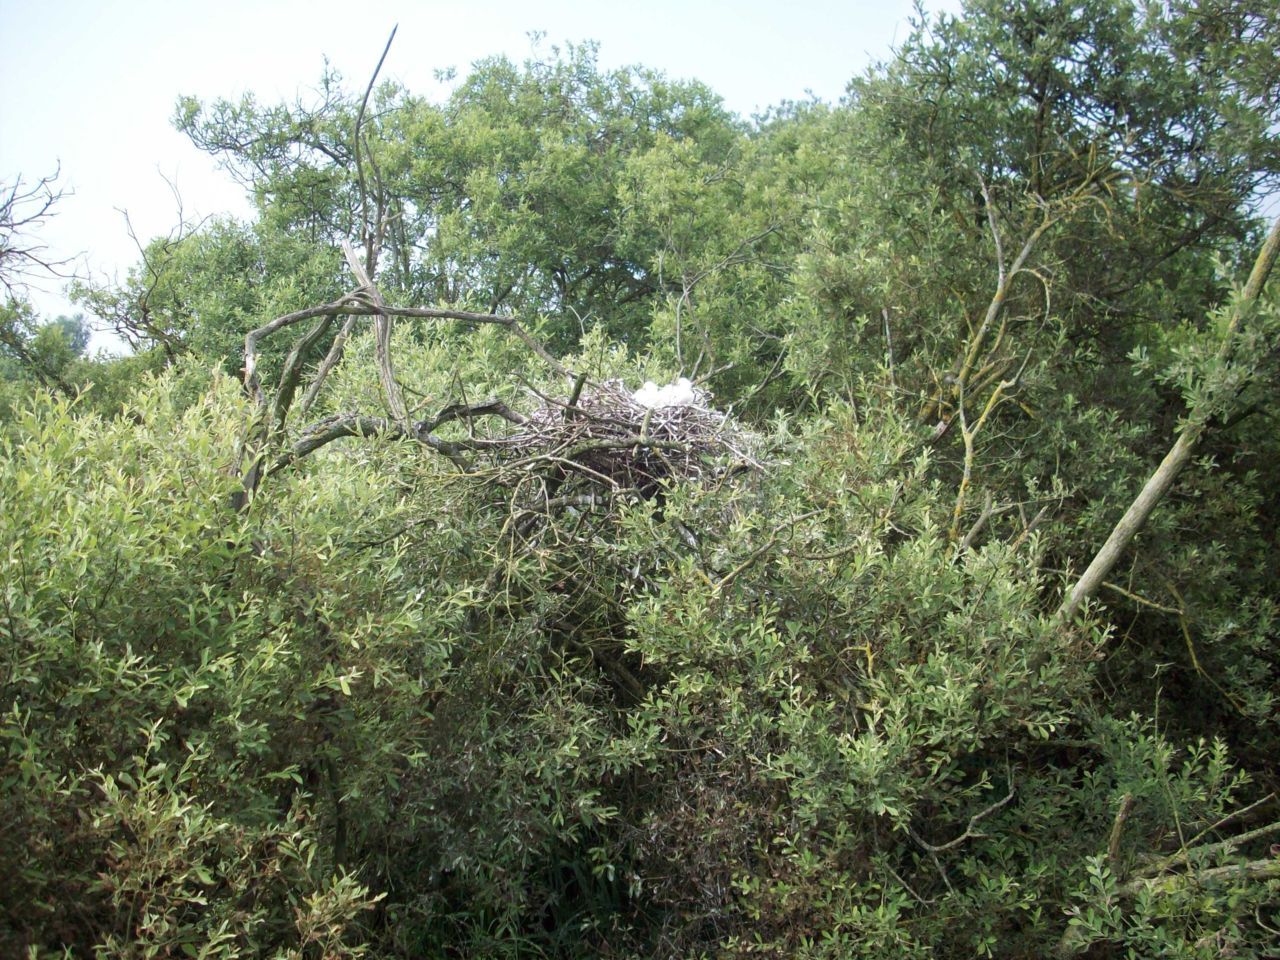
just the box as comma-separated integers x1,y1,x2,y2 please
243,294,364,406
1007,502,1053,552
299,313,360,416
354,25,398,266
0,166,76,295
1183,792,1277,851
909,783,1016,854
712,510,822,594
957,492,1013,554
342,239,409,429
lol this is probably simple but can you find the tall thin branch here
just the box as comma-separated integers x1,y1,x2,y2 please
1060,217,1280,621
354,25,398,269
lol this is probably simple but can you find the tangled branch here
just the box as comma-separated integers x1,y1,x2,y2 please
1,167,75,296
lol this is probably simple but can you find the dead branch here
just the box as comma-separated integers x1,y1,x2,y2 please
421,399,527,431
909,783,1017,854
354,25,398,268
299,313,360,416
243,293,366,408
1106,793,1136,874
236,269,572,505
1182,793,1277,851
1136,818,1280,881
957,492,1003,554
1007,502,1053,552
272,313,337,431
341,239,408,429
0,166,75,296
242,279,569,428
271,411,473,473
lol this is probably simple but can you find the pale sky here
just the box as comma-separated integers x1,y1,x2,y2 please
1,0,959,344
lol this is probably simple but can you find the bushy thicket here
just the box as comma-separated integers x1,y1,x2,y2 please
4,1,1279,956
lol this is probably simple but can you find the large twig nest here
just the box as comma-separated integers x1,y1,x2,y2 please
477,378,760,507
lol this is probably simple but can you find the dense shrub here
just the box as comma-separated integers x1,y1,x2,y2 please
4,1,1278,955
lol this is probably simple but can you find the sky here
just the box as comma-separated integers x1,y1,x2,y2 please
0,0,960,346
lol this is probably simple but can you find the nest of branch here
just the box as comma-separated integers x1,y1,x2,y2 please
474,380,759,512
459,380,760,686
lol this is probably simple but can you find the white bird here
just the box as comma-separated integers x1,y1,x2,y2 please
633,376,700,409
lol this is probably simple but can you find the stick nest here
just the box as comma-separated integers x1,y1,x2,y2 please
478,380,760,505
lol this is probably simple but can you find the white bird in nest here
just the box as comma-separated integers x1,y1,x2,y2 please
632,376,701,409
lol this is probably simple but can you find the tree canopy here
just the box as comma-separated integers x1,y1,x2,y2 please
4,3,1280,957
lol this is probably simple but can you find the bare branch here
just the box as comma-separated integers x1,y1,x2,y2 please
1136,818,1280,880
341,239,409,429
958,202,1054,393
1007,502,1053,552
354,25,398,268
1181,793,1277,851
272,399,529,476
299,313,360,416
0,166,76,296
243,293,364,406
420,399,527,432
271,412,473,473
910,783,1017,854
1060,216,1280,621
955,493,1033,555
1106,793,1136,874
272,315,336,430
236,225,579,509
978,173,1005,288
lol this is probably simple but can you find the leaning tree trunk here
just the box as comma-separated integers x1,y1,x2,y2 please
1059,217,1280,621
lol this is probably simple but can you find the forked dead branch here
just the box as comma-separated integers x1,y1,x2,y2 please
232,24,757,517
235,238,760,527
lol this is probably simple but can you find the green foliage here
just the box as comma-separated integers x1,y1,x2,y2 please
0,374,418,955
1,302,88,395
71,219,344,374
173,43,743,352
6,2,1280,956
0,302,160,421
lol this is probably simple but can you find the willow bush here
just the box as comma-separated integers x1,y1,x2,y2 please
4,0,1280,955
